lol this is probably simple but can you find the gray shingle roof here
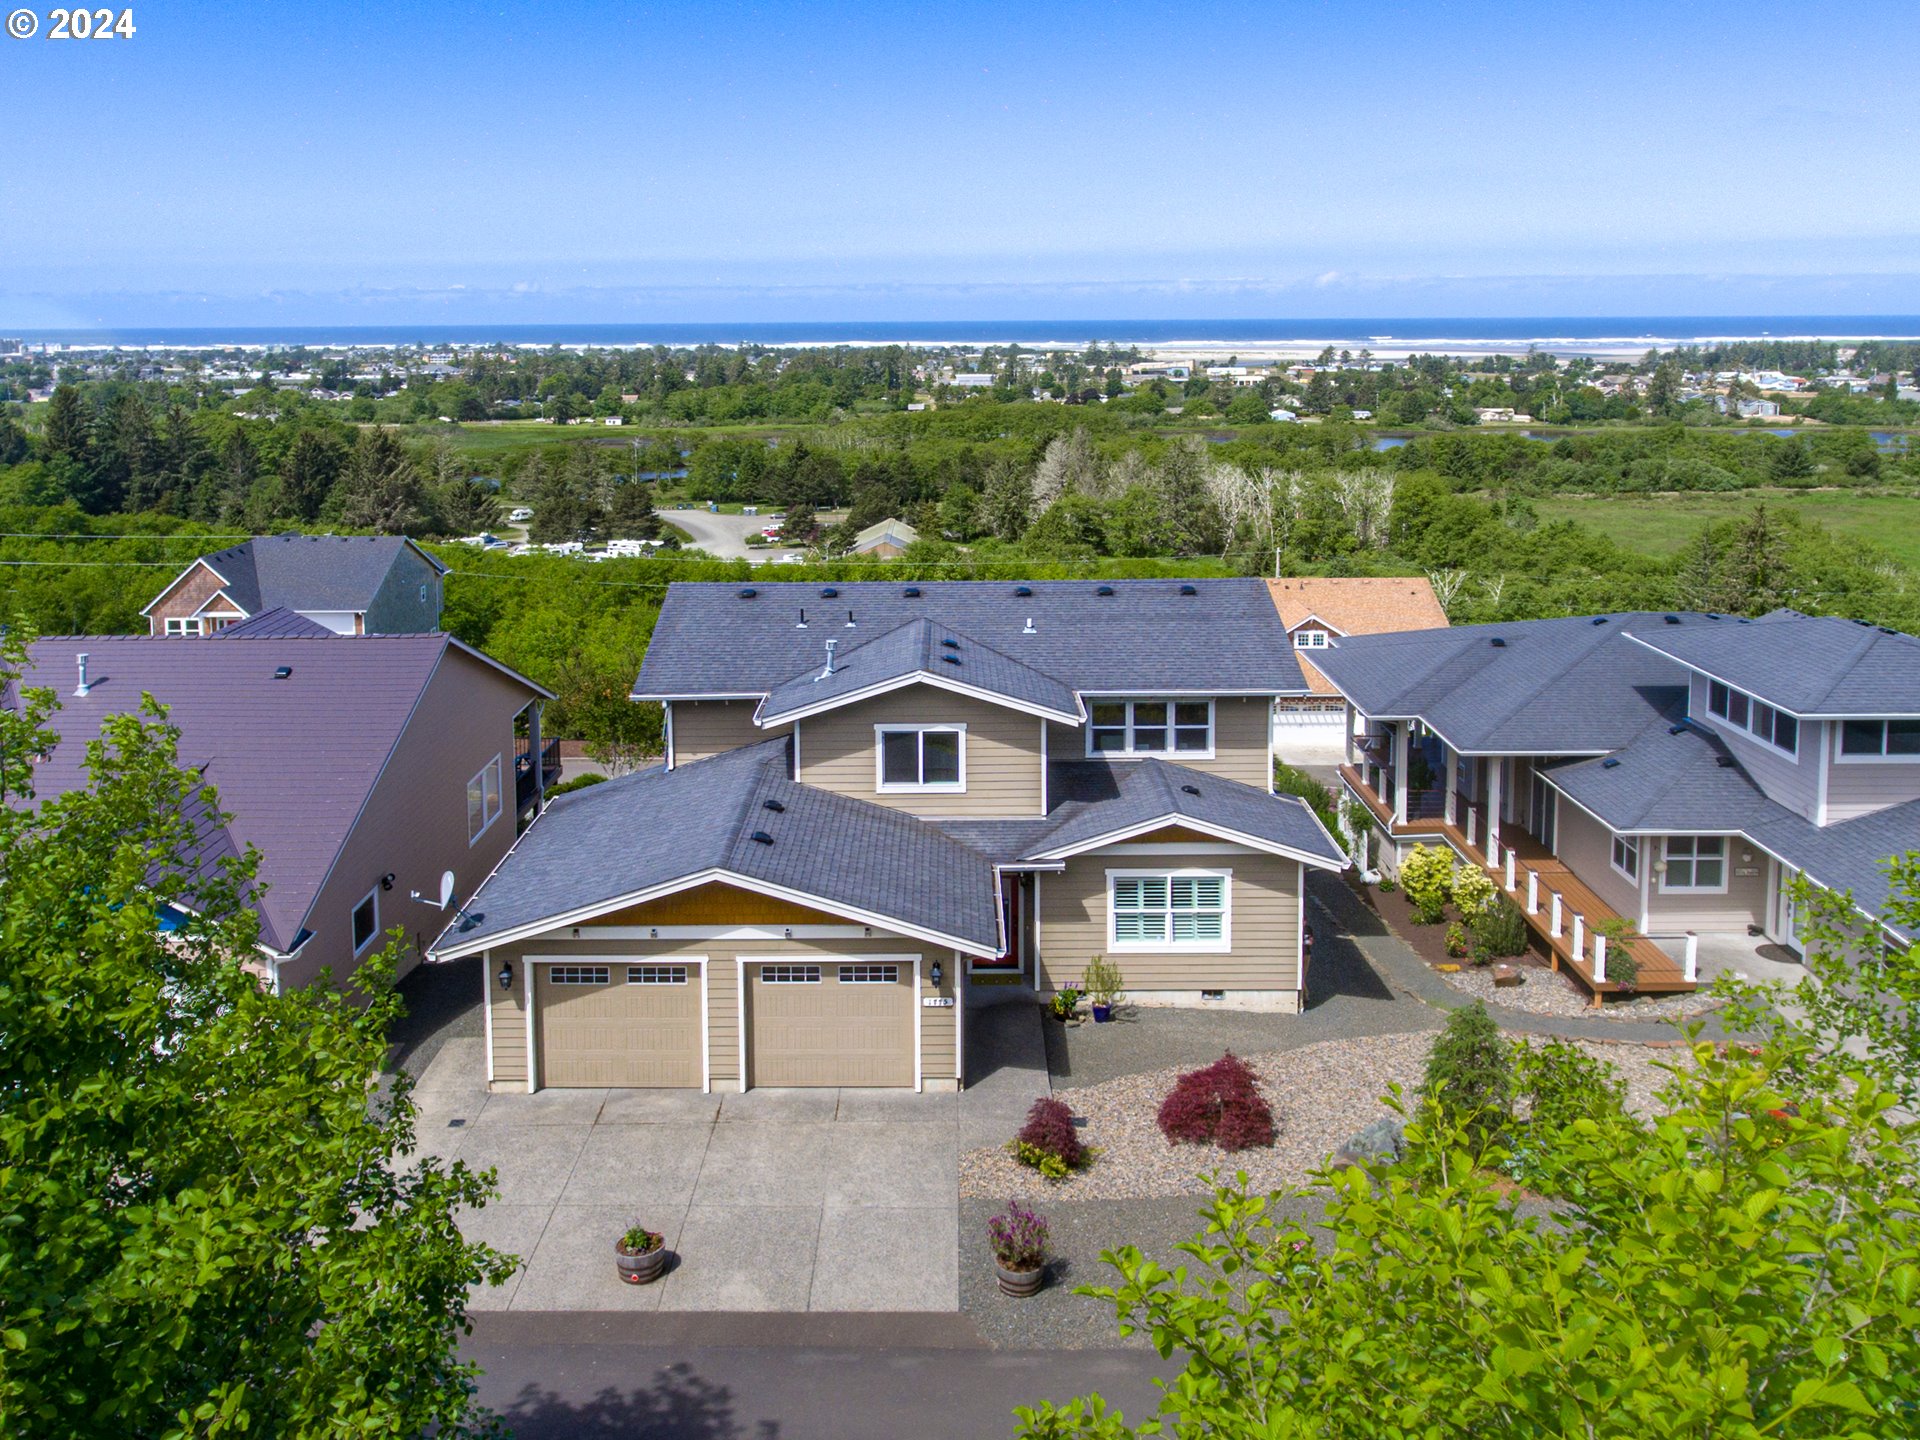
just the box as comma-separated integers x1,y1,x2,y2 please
757,617,1082,725
15,634,455,952
1625,611,1920,717
634,579,1309,699
180,535,445,617
434,739,1002,955
213,606,334,639
1310,612,1710,753
1027,759,1348,866
1545,722,1918,942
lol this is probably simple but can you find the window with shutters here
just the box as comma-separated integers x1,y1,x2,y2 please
1108,869,1230,951
1086,698,1214,758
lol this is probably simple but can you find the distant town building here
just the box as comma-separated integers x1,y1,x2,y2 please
848,518,920,558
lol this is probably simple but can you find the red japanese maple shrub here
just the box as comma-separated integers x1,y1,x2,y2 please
1156,1052,1276,1151
1012,1096,1088,1177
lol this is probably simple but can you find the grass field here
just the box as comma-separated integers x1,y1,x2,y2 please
1530,489,1920,571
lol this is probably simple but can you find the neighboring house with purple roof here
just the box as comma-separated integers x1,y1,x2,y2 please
11,633,552,991
142,535,448,636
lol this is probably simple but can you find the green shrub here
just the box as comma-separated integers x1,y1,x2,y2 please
1399,844,1456,924
1450,864,1497,919
1422,1002,1511,1131
1514,1038,1626,1132
547,772,609,796
1272,761,1339,837
1444,922,1469,959
1469,897,1529,962
1592,918,1641,990
1083,956,1126,1009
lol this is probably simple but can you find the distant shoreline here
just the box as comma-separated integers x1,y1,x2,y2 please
7,316,1920,360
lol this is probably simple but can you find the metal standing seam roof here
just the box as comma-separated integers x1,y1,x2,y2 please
13,634,470,953
1624,610,1920,717
756,617,1082,725
1543,719,1919,943
1309,612,1717,753
633,579,1311,700
431,739,1003,956
149,535,446,618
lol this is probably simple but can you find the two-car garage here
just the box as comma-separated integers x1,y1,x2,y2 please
526,954,923,1091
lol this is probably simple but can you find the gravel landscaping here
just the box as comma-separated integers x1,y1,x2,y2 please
960,1029,1680,1203
1436,960,1725,1025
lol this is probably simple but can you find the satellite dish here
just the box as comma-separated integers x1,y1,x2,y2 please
438,870,456,910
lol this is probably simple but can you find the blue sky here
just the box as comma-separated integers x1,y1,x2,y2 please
3,0,1917,325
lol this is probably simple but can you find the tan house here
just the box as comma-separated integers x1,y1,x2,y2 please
432,580,1346,1093
142,534,447,636
847,517,920,558
15,632,552,991
1267,577,1449,745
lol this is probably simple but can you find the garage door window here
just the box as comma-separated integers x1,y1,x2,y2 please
549,965,610,985
627,965,689,984
760,964,821,983
838,964,900,983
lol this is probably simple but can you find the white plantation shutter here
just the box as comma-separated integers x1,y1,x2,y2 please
1111,873,1226,946
1112,876,1169,941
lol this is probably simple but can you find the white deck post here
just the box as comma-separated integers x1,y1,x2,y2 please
1444,745,1457,826
1549,893,1563,938
1571,914,1585,962
1464,808,1477,848
1527,871,1539,914
1504,851,1517,891
1486,759,1504,861
1684,931,1699,983
1392,724,1410,824
1593,933,1608,984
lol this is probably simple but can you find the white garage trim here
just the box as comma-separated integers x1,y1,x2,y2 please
738,953,919,1091
482,948,495,1086
736,956,747,1089
914,957,923,1094
527,953,710,1092
953,949,967,1090
579,924,878,941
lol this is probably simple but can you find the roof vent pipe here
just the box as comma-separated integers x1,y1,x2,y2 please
821,637,837,679
1023,616,1036,635
796,607,807,629
845,609,856,628
74,652,91,697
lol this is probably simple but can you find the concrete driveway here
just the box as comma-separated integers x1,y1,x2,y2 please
406,1017,1047,1314
662,509,782,562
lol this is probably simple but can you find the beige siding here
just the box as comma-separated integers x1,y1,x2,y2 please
796,685,1045,816
1047,695,1273,790
1692,674,1819,822
279,647,534,992
1648,838,1770,932
1553,802,1644,923
920,949,957,1079
670,699,784,765
1827,745,1920,822
489,951,528,1086
1036,849,1301,992
708,961,740,1083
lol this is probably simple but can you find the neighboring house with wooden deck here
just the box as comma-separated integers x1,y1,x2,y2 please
11,632,551,992
431,579,1347,1093
1312,610,1920,1000
142,534,448,636
1266,576,1450,747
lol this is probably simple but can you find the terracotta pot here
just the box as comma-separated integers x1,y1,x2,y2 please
996,1260,1044,1297
1091,1003,1112,1023
615,1239,668,1285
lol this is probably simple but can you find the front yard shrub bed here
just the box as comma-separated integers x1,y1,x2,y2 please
1157,1053,1276,1151
1010,1096,1093,1179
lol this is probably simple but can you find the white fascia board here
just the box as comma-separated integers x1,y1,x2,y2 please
629,691,768,702
756,671,1082,728
1620,632,1853,719
1027,812,1347,871
430,865,998,961
139,557,232,617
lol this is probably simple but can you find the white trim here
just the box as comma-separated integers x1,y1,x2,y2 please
1284,612,1348,638
633,691,768,703
1033,872,1044,986
1294,861,1305,984
874,722,968,793
1608,830,1640,885
140,556,232,618
1029,811,1346,870
577,924,878,940
1105,867,1232,953
791,718,801,778
757,671,1081,728
351,887,380,957
1084,696,1216,760
1039,718,1049,815
1815,719,1831,824
1638,838,1652,932
664,701,676,770
700,960,712,1094
525,951,713,1092
914,957,924,1094
736,957,747,1090
1659,835,1730,895
431,865,996,960
1088,841,1253,856
467,753,505,846
483,948,496,1085
1703,677,1803,759
736,953,922,1092
954,949,968,1089
1833,718,1920,763
524,962,538,1093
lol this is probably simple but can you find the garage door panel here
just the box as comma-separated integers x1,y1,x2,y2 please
537,963,703,1088
749,961,914,1088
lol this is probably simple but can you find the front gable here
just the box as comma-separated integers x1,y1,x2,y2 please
145,560,245,631
589,882,843,929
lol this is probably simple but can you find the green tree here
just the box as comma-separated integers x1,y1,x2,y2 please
281,427,346,522
605,478,661,539
335,426,426,533
981,455,1033,540
0,634,512,1438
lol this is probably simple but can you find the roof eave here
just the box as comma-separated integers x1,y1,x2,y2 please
756,670,1083,728
1025,811,1348,870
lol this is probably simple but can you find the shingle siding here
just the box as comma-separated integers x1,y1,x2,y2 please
797,686,1046,817
364,549,446,635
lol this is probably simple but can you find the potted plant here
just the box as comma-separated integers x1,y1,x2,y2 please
986,1198,1049,1297
1084,955,1126,1023
1047,987,1082,1023
614,1224,667,1285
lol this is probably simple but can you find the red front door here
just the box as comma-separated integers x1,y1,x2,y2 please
975,877,1023,972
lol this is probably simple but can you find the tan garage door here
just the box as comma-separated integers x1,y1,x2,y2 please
749,960,914,1088
536,961,702,1088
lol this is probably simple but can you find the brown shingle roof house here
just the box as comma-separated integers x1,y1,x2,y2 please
1268,577,1450,697
10,633,552,992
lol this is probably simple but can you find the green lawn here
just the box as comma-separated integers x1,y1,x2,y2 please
1530,489,1920,570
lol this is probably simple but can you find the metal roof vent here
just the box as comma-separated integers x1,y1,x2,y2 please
940,654,962,666
1015,585,1032,597
762,799,785,812
1663,614,1682,624
74,652,91,697
274,666,293,680
1601,757,1621,769
1591,615,1609,625
1022,616,1036,634
941,638,959,649
1179,584,1197,596
1489,637,1507,648
1180,783,1200,795
904,586,921,597
1096,585,1115,596
821,587,838,598
738,587,757,599
750,830,775,845
820,638,837,678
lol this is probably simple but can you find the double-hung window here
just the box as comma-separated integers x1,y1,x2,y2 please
1109,870,1230,951
1610,832,1639,882
876,725,965,791
468,755,503,842
1706,680,1799,757
1088,699,1213,757
1839,718,1920,759
1662,836,1726,892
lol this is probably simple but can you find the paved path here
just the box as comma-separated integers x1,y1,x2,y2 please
464,1318,1173,1439
662,509,788,562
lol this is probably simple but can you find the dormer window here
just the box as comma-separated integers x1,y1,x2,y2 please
876,724,965,791
1293,629,1330,650
1706,680,1798,757
1088,699,1213,758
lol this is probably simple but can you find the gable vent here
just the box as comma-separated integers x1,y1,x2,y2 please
1179,584,1197,596
762,799,785,813
750,830,775,845
1096,585,1115,597
1601,757,1621,769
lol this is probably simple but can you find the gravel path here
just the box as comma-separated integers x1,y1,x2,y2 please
1437,962,1724,1025
960,1029,1679,1202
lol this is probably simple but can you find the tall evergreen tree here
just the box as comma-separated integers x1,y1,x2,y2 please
335,427,425,533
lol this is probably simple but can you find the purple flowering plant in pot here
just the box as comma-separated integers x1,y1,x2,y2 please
615,1224,667,1285
987,1198,1049,1297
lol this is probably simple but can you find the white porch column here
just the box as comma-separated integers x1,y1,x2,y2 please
1504,850,1517,891
1550,893,1563,938
1443,743,1458,826
1392,724,1409,824
1344,702,1357,766
1571,914,1585,962
1486,758,1504,859
1527,871,1539,914
1593,934,1608,984
1684,932,1699,983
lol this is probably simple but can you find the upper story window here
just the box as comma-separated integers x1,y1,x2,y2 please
164,617,203,636
468,755,503,842
1707,680,1799,757
876,724,965,791
1661,836,1726,893
351,889,379,956
1610,832,1640,882
1293,629,1330,650
1109,870,1230,951
1839,718,1920,760
1088,699,1214,758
